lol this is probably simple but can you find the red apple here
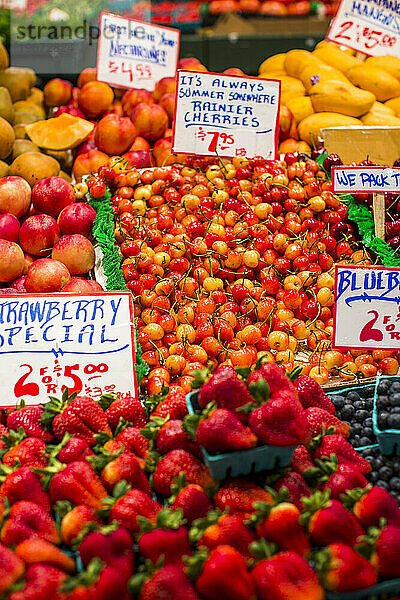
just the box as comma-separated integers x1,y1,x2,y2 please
95,114,136,156
130,103,169,143
58,202,96,238
32,177,76,219
19,214,60,257
11,275,27,292
122,150,152,168
25,258,71,292
0,239,25,282
62,277,103,292
0,213,20,242
0,176,31,218
52,234,95,275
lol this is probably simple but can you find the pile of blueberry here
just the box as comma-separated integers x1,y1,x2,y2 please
358,445,400,504
376,379,400,431
328,385,376,448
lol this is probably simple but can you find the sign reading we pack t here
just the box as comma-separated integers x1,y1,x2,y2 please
0,291,138,408
172,71,281,159
332,166,400,193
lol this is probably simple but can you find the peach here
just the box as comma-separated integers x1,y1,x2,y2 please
62,277,103,292
11,275,27,292
153,77,176,102
77,68,97,89
25,258,71,292
130,103,168,143
32,176,76,218
52,234,95,275
154,139,173,166
19,214,60,256
78,82,114,120
0,176,31,217
0,213,20,242
121,88,154,116
58,202,96,238
279,105,297,142
73,150,109,182
158,93,175,126
123,150,151,168
297,141,312,153
105,100,123,117
0,239,25,282
177,58,208,72
75,140,97,157
23,252,34,274
95,114,136,156
44,78,73,107
278,138,299,153
223,68,245,76
129,136,150,152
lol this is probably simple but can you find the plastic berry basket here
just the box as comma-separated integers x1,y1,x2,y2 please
326,578,400,600
373,375,400,456
186,391,295,480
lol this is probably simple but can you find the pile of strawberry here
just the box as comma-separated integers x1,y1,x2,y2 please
0,363,399,598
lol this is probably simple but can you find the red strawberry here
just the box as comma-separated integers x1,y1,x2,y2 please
364,525,400,578
109,488,162,534
314,543,377,593
0,466,50,511
319,462,369,499
169,478,213,526
15,538,76,573
301,490,365,547
273,472,311,510
90,450,151,496
343,485,400,528
293,375,335,414
151,391,188,420
1,500,60,546
152,449,214,497
79,525,134,582
312,434,371,474
198,367,255,416
46,460,108,510
132,564,201,600
0,423,8,451
55,437,94,463
60,505,102,547
61,558,128,600
100,394,147,431
247,363,297,397
115,426,150,458
138,508,192,566
0,541,25,596
3,437,48,469
7,405,53,442
190,544,256,600
249,393,310,446
214,478,273,519
290,445,314,474
192,513,256,561
304,407,349,437
152,418,202,457
185,408,257,453
8,564,67,600
251,551,324,600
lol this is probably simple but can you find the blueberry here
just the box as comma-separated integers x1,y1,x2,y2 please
359,437,373,446
388,414,400,429
364,417,373,427
390,392,400,407
366,398,374,410
331,395,345,409
369,471,379,482
377,396,389,409
379,412,389,427
390,382,400,393
341,406,355,420
352,435,361,445
377,382,390,394
373,457,385,469
361,386,375,398
354,400,366,410
352,423,363,434
392,407,400,414
390,477,400,491
363,428,374,438
379,466,393,481
355,409,370,422
347,391,361,402
376,480,390,490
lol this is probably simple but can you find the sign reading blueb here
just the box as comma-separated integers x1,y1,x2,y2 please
172,71,281,159
0,292,138,407
332,166,400,193
97,12,180,90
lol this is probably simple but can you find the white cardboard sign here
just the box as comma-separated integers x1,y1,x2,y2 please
334,265,400,350
0,291,138,407
97,12,180,90
327,0,400,56
172,71,281,159
332,166,400,193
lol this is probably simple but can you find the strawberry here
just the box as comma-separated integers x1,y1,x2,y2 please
314,542,377,593
7,404,53,442
15,538,76,573
197,367,255,416
293,375,335,414
49,436,94,463
108,486,162,534
116,426,150,458
312,434,371,474
99,393,147,431
78,525,134,582
247,363,297,398
252,491,311,557
2,435,48,469
144,417,201,457
152,449,214,497
214,478,272,519
185,408,258,453
8,564,67,600
151,391,188,420
300,490,365,547
316,457,369,499
0,423,8,451
290,445,314,474
138,508,192,565
60,504,102,546
251,550,324,600
0,542,25,596
272,472,311,510
191,512,256,560
41,391,112,446
304,407,349,438
343,485,400,528
169,476,214,526
61,558,128,600
0,500,60,546
130,564,201,600
249,392,310,446
358,524,400,578
0,466,50,511
89,449,151,495
188,544,256,600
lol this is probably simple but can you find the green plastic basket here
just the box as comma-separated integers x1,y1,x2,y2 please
373,376,400,456
326,578,400,600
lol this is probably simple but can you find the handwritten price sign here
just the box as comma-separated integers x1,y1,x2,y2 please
0,291,138,408
327,0,400,56
332,166,400,193
333,265,400,350
97,12,180,90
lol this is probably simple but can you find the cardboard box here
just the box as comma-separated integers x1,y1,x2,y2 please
323,126,400,166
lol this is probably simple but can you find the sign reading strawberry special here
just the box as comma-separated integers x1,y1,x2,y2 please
333,265,400,350
97,12,180,90
172,71,281,159
0,291,137,407
327,0,400,56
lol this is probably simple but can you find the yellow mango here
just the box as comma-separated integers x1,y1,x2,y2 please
309,80,375,117
298,112,361,145
270,75,306,104
286,96,314,123
370,101,395,115
360,112,400,125
259,71,287,79
385,96,400,115
300,64,350,93
315,40,356,55
365,56,400,80
259,54,286,75
284,50,322,78
347,64,400,101
313,46,362,74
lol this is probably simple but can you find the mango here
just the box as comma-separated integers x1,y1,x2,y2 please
347,65,400,101
365,56,400,80
286,96,314,123
360,112,400,125
27,88,44,106
385,96,400,115
309,81,375,117
0,68,35,102
300,64,350,93
370,101,395,116
259,53,286,75
298,112,361,145
315,40,356,55
313,46,362,74
284,50,322,78
268,74,306,104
